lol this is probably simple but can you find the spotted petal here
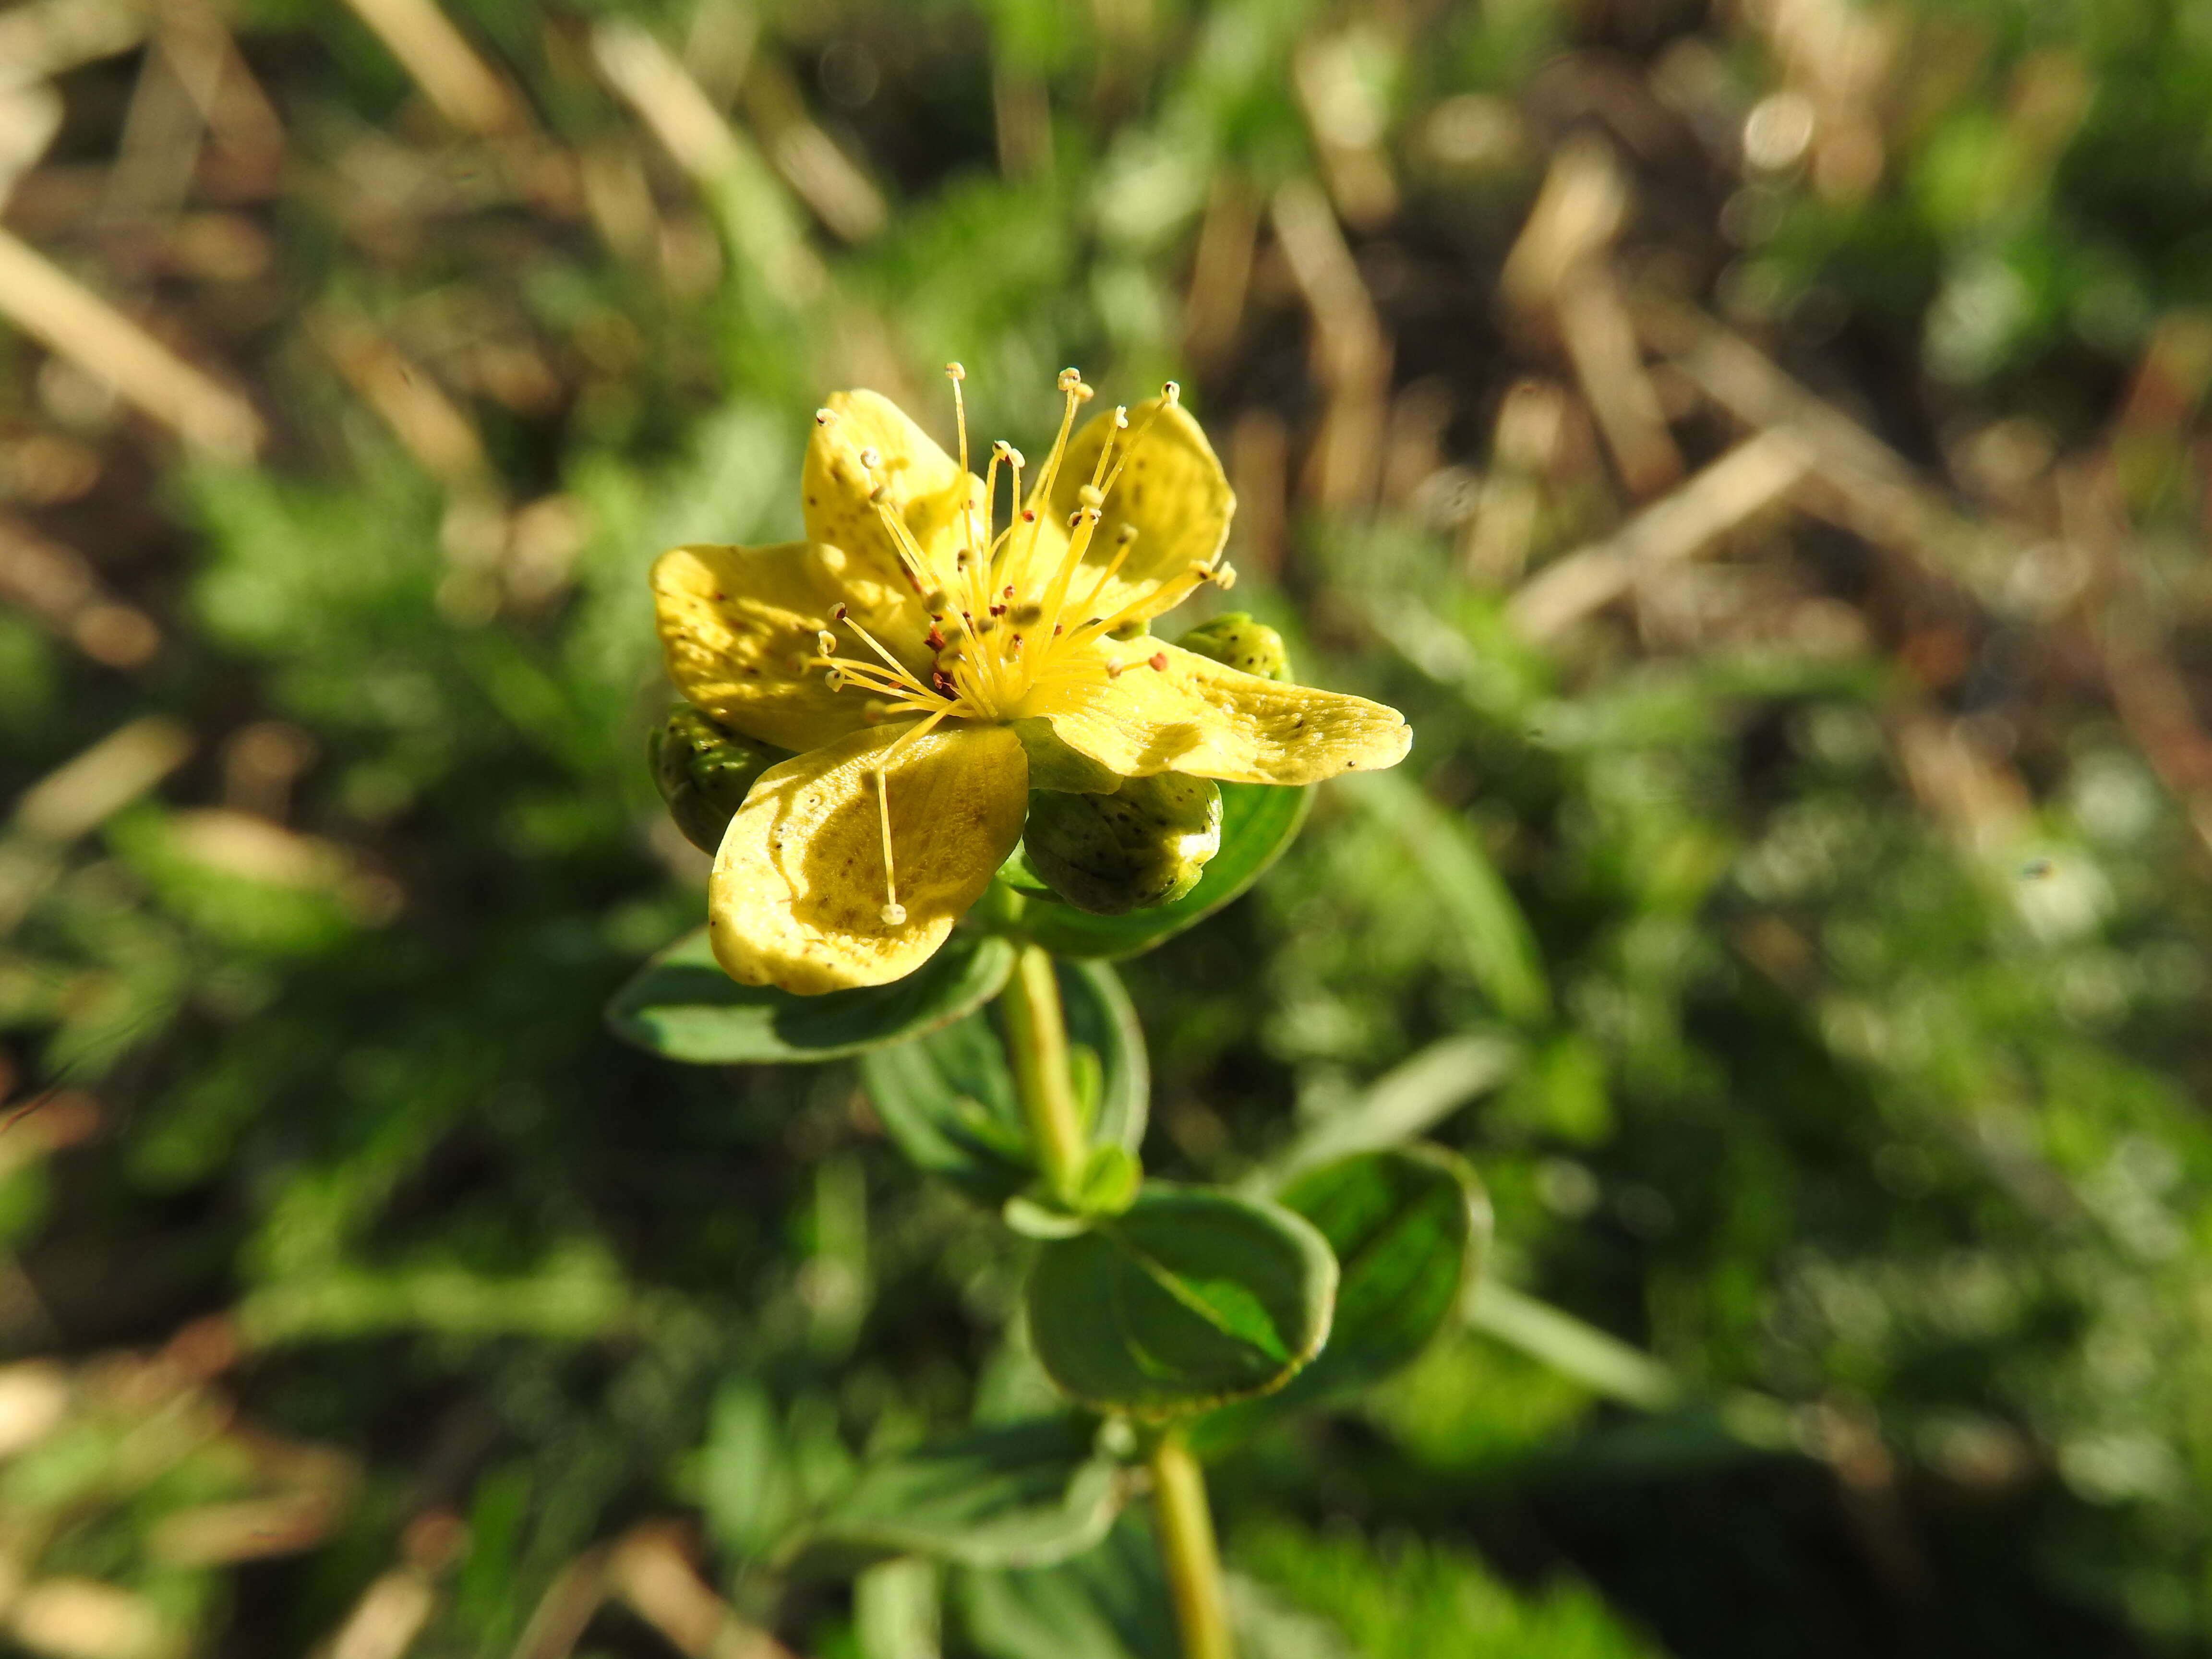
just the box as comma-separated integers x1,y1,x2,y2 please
803,389,982,643
1033,639,1410,786
653,542,894,754
1047,396,1234,630
708,721,1029,996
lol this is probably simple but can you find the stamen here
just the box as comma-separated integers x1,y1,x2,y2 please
946,362,969,479
874,766,905,926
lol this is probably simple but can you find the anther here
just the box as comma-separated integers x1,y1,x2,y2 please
945,361,966,381
1057,367,1083,392
1160,381,1180,404
825,668,848,689
815,408,836,425
817,629,838,655
858,445,882,469
869,483,892,505
1078,484,1104,508
1214,562,1238,591
831,602,849,622
1149,652,1168,672
923,589,948,611
1116,524,1140,544
1114,407,1129,429
881,903,907,926
1022,509,1036,522
1011,602,1043,624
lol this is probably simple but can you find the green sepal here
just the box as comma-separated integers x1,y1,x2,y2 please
1026,1184,1338,1419
1017,781,1311,959
861,959,1147,1205
607,926,1015,1063
1024,775,1224,916
776,1417,1129,1576
649,705,788,853
1010,717,1123,793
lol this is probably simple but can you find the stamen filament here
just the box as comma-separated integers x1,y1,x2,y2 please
874,764,904,926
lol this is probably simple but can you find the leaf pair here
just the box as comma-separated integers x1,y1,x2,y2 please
779,1146,1487,1584
1025,1147,1487,1420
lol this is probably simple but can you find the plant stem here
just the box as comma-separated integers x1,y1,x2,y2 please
1148,1428,1235,1659
1000,943,1086,1203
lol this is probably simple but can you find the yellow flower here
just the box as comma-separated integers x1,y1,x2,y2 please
651,366,1411,995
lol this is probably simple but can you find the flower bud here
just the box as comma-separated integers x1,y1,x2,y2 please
649,707,788,853
1174,612,1290,681
1024,773,1223,915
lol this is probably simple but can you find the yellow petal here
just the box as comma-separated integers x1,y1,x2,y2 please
708,721,1028,995
1047,396,1234,629
1034,640,1409,786
803,389,980,635
653,542,894,753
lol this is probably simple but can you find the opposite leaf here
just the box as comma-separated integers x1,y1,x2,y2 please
861,959,1147,1204
609,926,1015,1063
779,1417,1126,1576
1027,1185,1337,1418
1270,1145,1488,1405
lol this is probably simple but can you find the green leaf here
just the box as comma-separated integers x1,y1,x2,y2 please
955,1515,1178,1659
607,927,1016,1064
1017,782,1311,959
1346,772,1550,1025
780,1418,1126,1575
1027,1185,1337,1417
1270,1146,1488,1405
861,959,1148,1204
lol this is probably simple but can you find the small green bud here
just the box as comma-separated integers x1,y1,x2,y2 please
1174,612,1291,681
1024,773,1223,915
649,707,787,853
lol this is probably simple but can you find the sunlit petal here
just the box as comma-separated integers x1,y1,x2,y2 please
708,721,1029,995
653,542,892,753
1033,639,1410,786
1047,395,1234,629
803,389,982,639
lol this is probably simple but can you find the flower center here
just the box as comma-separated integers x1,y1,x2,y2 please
803,365,1235,928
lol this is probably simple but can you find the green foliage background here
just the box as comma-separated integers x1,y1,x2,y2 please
5,0,2212,1653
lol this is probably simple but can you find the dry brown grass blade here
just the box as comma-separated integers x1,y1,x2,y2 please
1227,408,1289,577
1293,31,1398,228
1182,170,1258,373
591,19,822,306
743,59,886,244
1554,264,1683,497
507,1548,613,1659
314,317,491,490
338,0,528,138
1501,134,1680,496
1509,427,1810,641
1635,296,1979,565
0,514,161,667
609,1524,797,1659
0,229,264,460
1271,175,1390,512
12,717,192,844
0,0,145,88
